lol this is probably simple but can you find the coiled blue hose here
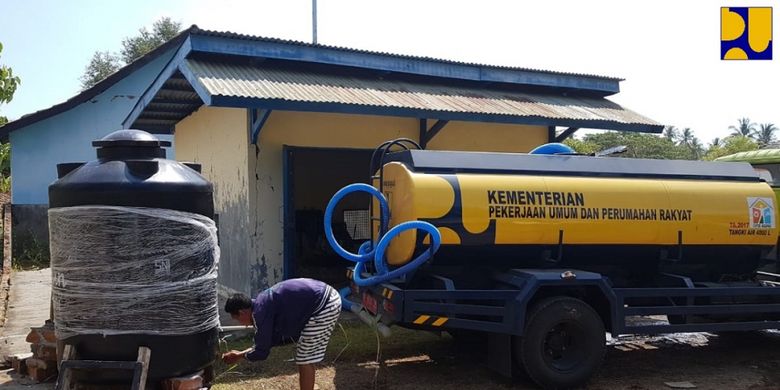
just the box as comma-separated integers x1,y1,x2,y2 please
324,183,389,263
324,183,442,290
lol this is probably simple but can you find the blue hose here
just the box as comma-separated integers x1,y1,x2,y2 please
324,183,389,263
339,287,354,311
352,221,441,286
324,183,441,287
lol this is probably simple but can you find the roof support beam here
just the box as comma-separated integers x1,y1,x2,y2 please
123,37,195,129
555,127,580,142
547,126,556,143
419,119,449,149
248,109,272,145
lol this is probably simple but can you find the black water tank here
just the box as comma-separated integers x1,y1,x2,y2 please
48,130,218,381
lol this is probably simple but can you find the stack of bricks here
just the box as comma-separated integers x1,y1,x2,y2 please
24,320,58,382
162,370,205,390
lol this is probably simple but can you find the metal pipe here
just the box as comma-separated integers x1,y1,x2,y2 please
312,0,318,44
349,304,392,337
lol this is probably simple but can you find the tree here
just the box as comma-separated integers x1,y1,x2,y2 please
729,117,756,138
754,123,777,147
704,135,759,160
565,132,692,160
80,17,182,90
0,41,18,191
0,42,21,126
120,17,182,63
710,137,721,147
662,126,679,144
79,51,121,91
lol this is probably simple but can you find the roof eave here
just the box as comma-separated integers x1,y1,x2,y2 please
206,94,663,133
0,25,198,140
187,33,621,97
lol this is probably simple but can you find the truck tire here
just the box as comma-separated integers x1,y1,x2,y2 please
517,297,606,389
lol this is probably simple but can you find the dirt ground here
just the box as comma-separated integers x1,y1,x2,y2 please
213,320,780,390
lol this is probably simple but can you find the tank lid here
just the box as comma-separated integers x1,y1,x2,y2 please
92,130,172,148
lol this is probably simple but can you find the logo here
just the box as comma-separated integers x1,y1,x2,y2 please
721,7,772,60
747,197,775,228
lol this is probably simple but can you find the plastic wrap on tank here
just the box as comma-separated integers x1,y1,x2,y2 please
48,205,220,339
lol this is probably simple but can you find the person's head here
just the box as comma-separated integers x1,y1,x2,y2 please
225,293,253,326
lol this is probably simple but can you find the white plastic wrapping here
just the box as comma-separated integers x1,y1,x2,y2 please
48,206,220,339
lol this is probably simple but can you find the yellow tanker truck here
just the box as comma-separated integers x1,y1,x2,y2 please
326,139,780,390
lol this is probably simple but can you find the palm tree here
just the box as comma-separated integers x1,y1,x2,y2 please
679,128,694,146
662,126,679,143
710,137,721,147
754,123,778,147
689,137,704,160
729,117,756,138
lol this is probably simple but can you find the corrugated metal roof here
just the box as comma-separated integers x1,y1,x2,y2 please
184,59,659,127
189,27,623,82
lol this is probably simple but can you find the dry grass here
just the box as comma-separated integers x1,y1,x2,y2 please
211,320,519,390
211,320,780,390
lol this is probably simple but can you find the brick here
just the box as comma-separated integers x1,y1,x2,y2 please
32,345,57,361
26,357,53,371
8,353,31,375
27,365,58,383
162,372,204,390
40,328,57,343
25,329,40,344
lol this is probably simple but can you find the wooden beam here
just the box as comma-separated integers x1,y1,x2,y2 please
419,119,427,148
555,127,580,142
420,119,449,149
548,126,556,143
248,109,272,145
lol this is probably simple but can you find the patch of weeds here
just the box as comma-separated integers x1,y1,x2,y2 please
13,231,49,270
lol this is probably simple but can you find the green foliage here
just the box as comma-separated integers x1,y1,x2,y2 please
80,17,182,89
79,51,121,91
755,123,778,147
13,231,50,270
704,135,759,160
565,131,695,160
729,117,756,138
120,17,182,63
0,41,21,129
0,142,10,192
0,42,21,105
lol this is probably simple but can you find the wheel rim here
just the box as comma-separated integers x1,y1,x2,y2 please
541,321,587,372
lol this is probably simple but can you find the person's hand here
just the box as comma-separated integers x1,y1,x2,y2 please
222,350,244,364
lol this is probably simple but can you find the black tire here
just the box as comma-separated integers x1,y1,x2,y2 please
517,297,606,390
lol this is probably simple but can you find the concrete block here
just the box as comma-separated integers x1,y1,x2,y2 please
8,352,32,375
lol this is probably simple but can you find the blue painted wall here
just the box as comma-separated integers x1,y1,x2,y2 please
10,49,176,205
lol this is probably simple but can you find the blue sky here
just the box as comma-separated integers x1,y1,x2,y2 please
1,0,778,141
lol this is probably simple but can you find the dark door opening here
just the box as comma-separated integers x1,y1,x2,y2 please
284,147,373,287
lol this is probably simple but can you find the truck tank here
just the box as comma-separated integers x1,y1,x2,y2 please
373,150,778,284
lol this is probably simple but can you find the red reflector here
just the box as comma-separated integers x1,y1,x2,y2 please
383,299,395,315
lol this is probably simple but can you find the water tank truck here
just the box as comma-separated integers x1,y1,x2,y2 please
326,139,780,389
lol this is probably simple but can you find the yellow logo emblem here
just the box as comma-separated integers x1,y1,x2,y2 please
721,7,772,60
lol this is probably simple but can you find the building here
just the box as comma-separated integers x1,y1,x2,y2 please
2,26,662,294
0,33,185,255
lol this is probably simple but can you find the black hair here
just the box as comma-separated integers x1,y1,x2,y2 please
224,293,252,315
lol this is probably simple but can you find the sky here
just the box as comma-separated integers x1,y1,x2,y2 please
0,0,778,143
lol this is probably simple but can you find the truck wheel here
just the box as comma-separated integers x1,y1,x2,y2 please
517,297,606,389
